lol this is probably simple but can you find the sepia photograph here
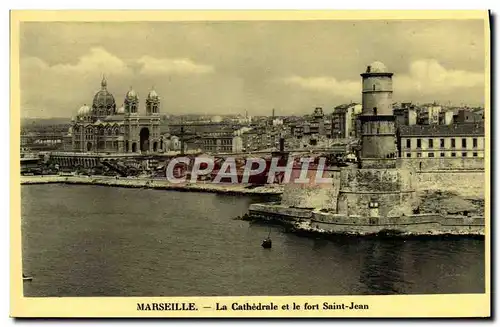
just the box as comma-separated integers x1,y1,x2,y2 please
11,10,490,318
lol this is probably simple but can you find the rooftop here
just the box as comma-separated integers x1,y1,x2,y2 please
399,123,485,137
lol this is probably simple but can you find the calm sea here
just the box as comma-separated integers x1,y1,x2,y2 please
21,184,485,297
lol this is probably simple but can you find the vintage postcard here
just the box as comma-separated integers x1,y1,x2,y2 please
10,10,490,318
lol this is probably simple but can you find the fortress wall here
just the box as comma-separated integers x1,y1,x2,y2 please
337,192,418,217
309,221,483,236
337,168,419,217
280,169,341,210
249,203,313,219
312,212,484,225
399,157,485,171
415,171,486,198
397,158,485,198
309,212,484,235
339,168,415,192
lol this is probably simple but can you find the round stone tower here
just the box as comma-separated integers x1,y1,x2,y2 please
359,61,397,168
335,62,419,218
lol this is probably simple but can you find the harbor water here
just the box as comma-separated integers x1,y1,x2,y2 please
21,184,485,297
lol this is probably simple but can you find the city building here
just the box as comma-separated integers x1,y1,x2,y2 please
332,103,361,138
393,103,417,126
20,123,70,152
455,109,484,123
185,133,243,154
70,77,162,153
439,110,455,125
290,107,332,145
398,123,485,158
418,105,441,125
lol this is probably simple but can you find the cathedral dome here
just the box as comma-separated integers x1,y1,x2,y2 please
92,77,116,109
77,104,91,116
126,88,138,100
366,61,388,73
147,89,159,99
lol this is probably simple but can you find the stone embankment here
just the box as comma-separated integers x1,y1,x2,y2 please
246,203,485,237
20,175,284,196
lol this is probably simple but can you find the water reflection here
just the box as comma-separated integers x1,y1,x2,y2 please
358,240,406,294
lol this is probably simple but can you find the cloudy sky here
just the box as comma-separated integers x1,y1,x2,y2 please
19,19,485,118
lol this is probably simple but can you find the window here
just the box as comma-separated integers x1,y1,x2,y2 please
462,152,467,157
473,152,478,157
473,138,478,148
451,139,456,148
406,153,411,158
462,138,467,148
417,153,422,158
451,152,456,157
428,139,434,148
440,152,445,157
417,139,421,148
428,153,435,158
440,138,445,148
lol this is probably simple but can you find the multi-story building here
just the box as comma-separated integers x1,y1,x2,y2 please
332,106,349,139
332,103,362,138
199,134,232,153
291,107,332,141
398,123,485,158
168,122,237,136
439,111,454,125
393,103,417,126
290,124,304,139
418,105,441,125
454,109,484,123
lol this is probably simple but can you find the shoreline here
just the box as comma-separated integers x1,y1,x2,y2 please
245,204,485,237
20,175,284,196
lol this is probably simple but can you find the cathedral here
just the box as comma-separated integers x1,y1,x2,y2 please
71,77,162,153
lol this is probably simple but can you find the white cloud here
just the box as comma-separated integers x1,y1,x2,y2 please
280,76,359,98
279,59,484,101
137,56,214,75
20,47,217,117
20,47,133,78
394,59,484,94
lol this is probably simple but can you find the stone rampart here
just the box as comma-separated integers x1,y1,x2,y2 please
398,157,485,171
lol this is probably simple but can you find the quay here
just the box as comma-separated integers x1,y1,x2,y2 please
247,203,485,237
20,175,284,196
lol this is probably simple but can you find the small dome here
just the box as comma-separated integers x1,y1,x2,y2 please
147,89,159,99
77,104,91,116
126,88,138,99
366,61,388,73
116,106,125,114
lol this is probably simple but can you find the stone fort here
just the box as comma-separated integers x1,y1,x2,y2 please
281,62,485,214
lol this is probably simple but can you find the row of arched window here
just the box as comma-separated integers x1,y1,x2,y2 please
74,125,124,135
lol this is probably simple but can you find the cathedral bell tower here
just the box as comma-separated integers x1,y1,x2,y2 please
124,87,139,115
146,88,160,116
359,61,397,168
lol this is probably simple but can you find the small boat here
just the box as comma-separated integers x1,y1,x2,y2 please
261,229,272,248
262,237,272,248
22,273,33,282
